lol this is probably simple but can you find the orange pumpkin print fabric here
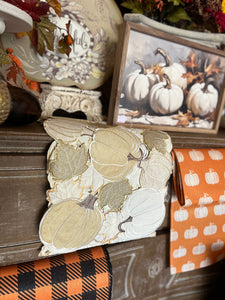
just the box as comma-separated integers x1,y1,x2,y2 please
171,148,225,274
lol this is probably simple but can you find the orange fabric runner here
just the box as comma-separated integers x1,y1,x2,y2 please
170,148,225,274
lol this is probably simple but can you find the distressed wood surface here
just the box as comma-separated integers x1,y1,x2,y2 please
0,122,225,298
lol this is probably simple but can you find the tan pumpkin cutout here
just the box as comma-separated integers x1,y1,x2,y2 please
140,148,173,190
40,196,102,251
90,127,141,181
142,129,172,154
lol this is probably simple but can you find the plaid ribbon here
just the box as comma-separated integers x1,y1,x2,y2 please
0,246,112,300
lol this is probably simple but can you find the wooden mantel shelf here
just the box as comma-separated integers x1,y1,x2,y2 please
1,121,225,150
0,121,225,299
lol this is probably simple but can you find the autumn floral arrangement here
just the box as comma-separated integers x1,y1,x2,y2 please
120,0,225,33
3,0,74,56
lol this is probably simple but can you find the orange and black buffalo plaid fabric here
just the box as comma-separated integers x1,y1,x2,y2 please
0,246,112,300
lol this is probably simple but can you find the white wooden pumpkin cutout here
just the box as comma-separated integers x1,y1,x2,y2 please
119,188,165,239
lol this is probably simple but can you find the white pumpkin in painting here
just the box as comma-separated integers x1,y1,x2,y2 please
208,149,223,160
119,188,165,239
214,203,225,216
186,80,218,117
173,246,187,258
184,226,198,239
192,243,206,255
174,207,189,222
203,223,217,236
154,48,187,89
194,205,208,219
205,169,219,185
184,170,199,187
149,74,184,115
211,239,224,251
189,149,204,161
181,261,195,272
198,193,213,205
124,61,160,105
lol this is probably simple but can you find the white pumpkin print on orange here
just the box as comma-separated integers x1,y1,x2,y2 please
171,148,225,274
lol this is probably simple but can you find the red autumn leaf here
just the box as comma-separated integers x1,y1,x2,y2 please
4,0,50,21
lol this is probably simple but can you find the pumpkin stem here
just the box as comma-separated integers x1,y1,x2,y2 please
135,60,147,75
163,73,172,89
202,77,215,93
154,48,172,66
128,147,148,163
118,216,133,232
79,193,98,210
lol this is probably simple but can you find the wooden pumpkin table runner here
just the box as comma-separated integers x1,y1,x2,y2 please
38,117,173,257
171,148,225,274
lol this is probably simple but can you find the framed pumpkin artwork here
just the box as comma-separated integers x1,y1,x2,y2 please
108,21,225,134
